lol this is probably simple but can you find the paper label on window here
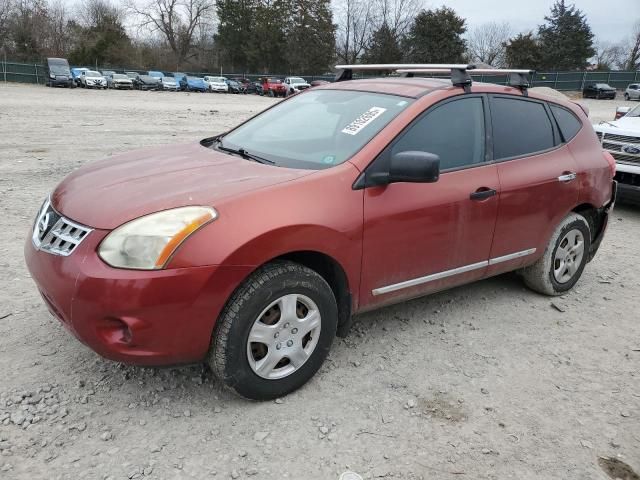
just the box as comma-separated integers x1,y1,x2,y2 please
341,107,387,135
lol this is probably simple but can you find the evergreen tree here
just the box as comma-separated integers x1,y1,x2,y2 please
537,0,595,70
284,0,335,74
504,32,543,70
403,7,466,63
362,23,403,64
215,0,257,72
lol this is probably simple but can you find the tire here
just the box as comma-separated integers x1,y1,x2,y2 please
521,213,591,296
208,261,338,400
625,93,630,101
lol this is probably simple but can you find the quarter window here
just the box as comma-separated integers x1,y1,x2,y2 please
391,97,486,170
491,97,555,160
550,105,582,142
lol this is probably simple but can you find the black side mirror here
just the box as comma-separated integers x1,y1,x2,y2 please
370,151,440,186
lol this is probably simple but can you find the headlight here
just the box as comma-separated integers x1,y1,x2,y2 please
98,206,217,270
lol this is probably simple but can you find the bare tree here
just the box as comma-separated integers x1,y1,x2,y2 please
47,0,71,56
621,20,640,70
467,21,511,67
592,39,623,70
128,0,215,68
373,0,420,38
0,0,12,40
335,0,374,64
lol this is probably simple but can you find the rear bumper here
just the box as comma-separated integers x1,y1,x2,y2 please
588,181,617,261
24,230,253,366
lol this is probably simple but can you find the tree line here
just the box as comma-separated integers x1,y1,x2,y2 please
0,0,638,74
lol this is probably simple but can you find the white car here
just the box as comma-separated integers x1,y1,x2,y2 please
594,103,640,202
80,70,107,89
283,76,311,96
203,76,228,93
160,77,179,91
624,84,640,101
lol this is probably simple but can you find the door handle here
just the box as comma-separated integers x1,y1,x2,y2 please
470,188,497,201
558,172,577,182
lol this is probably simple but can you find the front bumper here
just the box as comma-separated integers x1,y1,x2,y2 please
113,83,133,89
24,230,253,365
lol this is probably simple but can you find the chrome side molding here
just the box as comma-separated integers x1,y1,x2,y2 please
372,248,537,296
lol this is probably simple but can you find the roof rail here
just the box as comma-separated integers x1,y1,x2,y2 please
334,64,534,95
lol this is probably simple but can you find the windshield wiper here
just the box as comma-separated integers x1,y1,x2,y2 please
600,121,618,128
215,139,275,165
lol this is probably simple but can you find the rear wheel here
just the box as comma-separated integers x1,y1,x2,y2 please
521,213,591,296
625,93,630,101
208,261,338,400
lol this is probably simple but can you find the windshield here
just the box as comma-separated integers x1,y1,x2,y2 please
290,77,305,83
187,76,201,81
50,65,69,75
86,71,101,77
163,77,176,83
113,74,127,80
625,104,640,117
220,90,413,170
267,78,281,84
596,83,612,89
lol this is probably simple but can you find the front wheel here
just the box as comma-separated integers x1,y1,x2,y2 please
521,213,591,296
208,261,338,400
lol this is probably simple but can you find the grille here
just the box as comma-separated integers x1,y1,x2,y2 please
32,198,92,256
602,132,640,165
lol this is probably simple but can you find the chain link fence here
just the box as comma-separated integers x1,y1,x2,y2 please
2,59,639,91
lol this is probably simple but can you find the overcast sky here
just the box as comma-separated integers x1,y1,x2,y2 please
434,0,639,42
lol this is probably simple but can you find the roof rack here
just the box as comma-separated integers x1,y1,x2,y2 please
334,64,535,95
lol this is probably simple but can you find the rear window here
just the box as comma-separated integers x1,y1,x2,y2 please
550,105,582,142
491,97,555,160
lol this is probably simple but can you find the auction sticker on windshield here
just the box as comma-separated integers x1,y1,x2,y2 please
341,107,387,135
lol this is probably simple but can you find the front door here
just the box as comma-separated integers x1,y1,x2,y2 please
359,95,499,310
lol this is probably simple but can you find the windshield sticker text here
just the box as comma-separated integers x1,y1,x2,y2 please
341,107,387,135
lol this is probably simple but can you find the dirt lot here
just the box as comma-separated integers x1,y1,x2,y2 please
0,83,638,480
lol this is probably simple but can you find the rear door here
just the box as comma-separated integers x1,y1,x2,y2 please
486,95,579,276
360,95,500,310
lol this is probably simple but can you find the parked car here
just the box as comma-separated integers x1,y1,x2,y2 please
179,75,207,92
594,102,640,202
80,70,107,89
108,73,134,90
160,76,179,91
101,70,116,79
172,72,187,90
45,58,74,88
260,77,286,97
136,75,161,91
310,79,330,87
582,83,616,99
244,81,263,95
615,106,631,120
283,76,311,96
624,84,640,101
25,68,615,400
225,79,244,94
125,72,139,80
204,76,229,93
148,71,164,80
71,67,89,87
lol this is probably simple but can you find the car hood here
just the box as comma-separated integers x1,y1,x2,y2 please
594,117,640,136
52,142,315,229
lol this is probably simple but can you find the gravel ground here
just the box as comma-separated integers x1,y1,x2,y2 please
0,83,638,480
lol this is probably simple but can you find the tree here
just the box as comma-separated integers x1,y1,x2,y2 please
537,0,595,70
0,0,13,44
593,40,623,71
504,32,543,69
69,0,132,67
403,7,466,63
362,22,402,64
335,0,373,64
620,21,640,70
128,0,215,69
215,0,256,71
467,21,511,67
284,0,335,74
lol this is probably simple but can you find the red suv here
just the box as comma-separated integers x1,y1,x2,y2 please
260,77,286,97
25,67,616,400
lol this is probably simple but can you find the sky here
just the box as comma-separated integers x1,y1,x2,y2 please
432,0,640,43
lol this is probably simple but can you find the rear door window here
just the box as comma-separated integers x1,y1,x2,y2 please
490,97,555,160
550,105,582,142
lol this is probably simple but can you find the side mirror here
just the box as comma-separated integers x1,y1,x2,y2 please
369,151,440,186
